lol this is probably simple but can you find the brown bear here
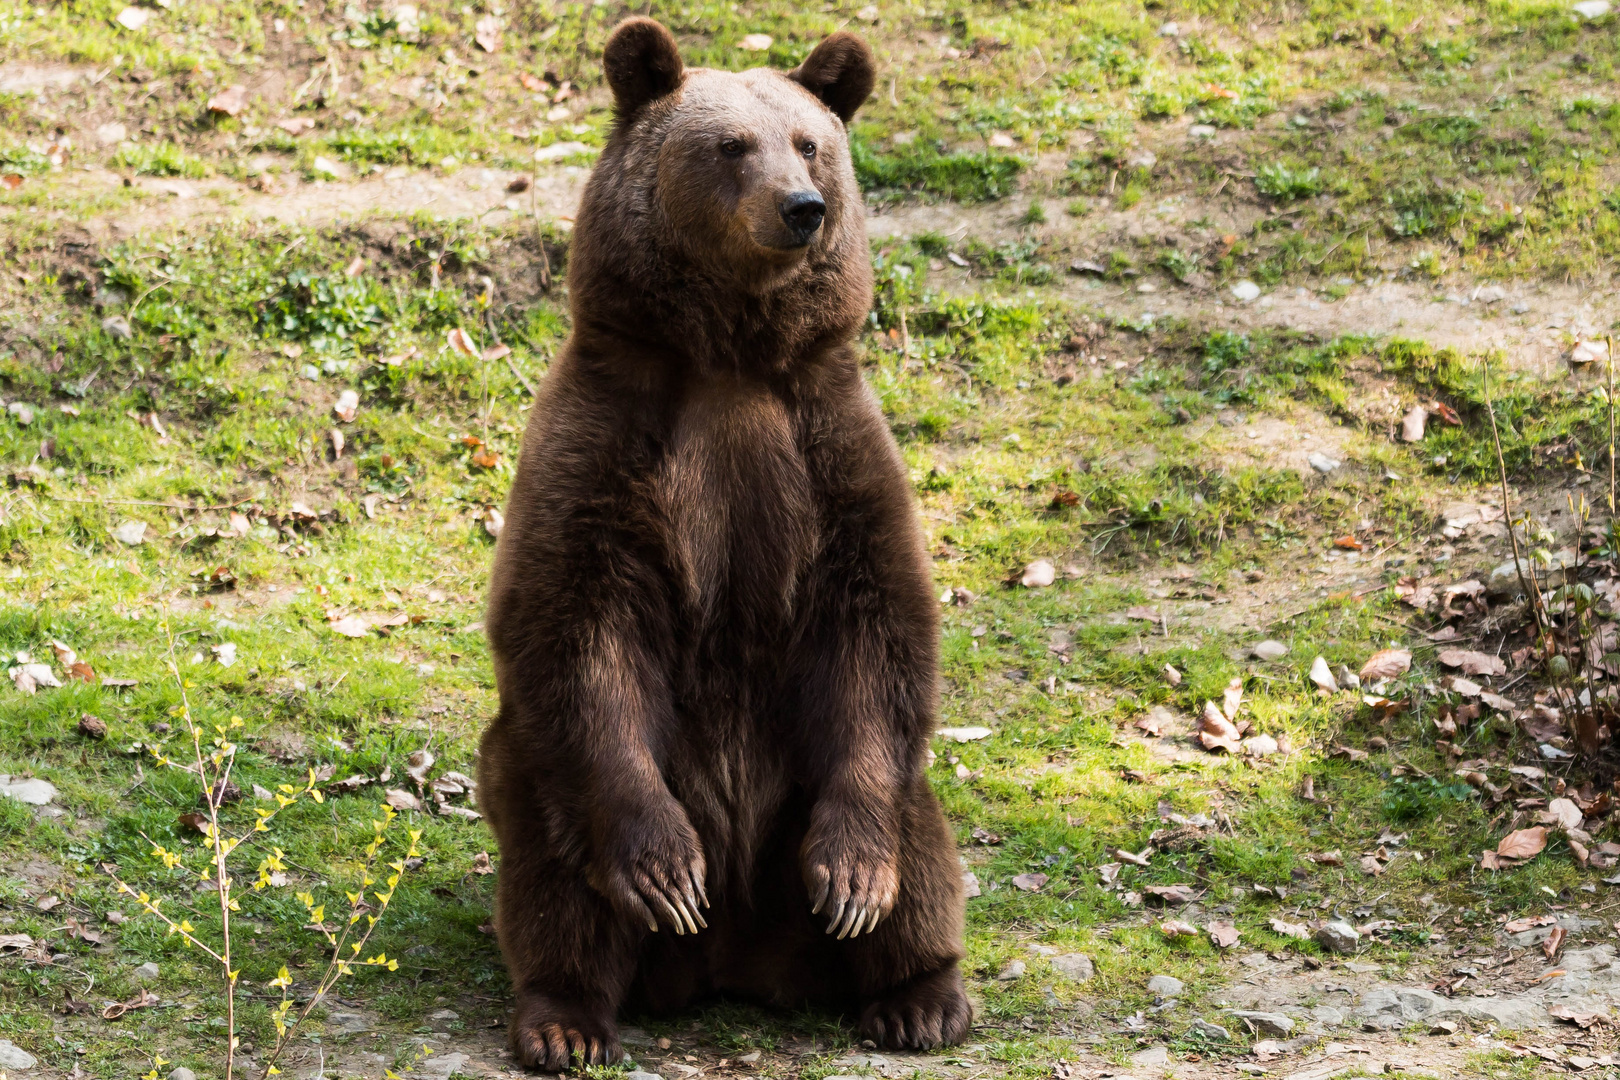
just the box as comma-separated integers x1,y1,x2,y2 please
478,18,970,1069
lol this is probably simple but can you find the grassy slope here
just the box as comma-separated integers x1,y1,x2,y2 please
2,0,1619,1077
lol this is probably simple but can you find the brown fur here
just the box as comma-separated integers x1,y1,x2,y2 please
479,20,969,1069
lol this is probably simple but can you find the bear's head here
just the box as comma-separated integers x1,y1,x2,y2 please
568,18,876,362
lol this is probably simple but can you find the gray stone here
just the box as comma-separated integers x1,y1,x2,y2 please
1049,953,1094,982
996,959,1026,981
1147,974,1184,997
1129,1047,1169,1068
325,1011,370,1034
1310,1006,1346,1027
170,1068,197,1080
427,1008,459,1022
0,776,57,806
1252,640,1289,661
133,962,160,982
1355,986,1546,1031
1190,1018,1230,1039
1487,554,1573,598
1316,921,1360,953
1229,1011,1295,1037
415,1052,468,1077
0,1041,37,1070
1307,452,1340,474
626,1072,665,1080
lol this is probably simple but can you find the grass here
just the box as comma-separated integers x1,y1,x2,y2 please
5,0,1620,1076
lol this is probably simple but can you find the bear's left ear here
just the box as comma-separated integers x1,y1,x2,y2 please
789,32,875,124
603,18,685,120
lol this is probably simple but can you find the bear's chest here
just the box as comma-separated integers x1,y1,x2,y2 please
652,383,821,628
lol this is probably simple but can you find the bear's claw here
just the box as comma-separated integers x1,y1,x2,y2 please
859,966,973,1050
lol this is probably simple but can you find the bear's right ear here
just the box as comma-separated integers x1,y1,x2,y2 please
603,18,684,120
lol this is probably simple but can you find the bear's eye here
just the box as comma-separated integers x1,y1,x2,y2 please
801,141,817,159
720,139,746,158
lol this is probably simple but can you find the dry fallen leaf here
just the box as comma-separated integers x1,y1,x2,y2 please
474,14,502,52
738,32,773,50
333,388,359,423
1437,648,1507,677
1545,925,1567,960
1222,677,1243,720
1011,872,1048,892
1143,883,1196,905
384,788,422,811
1269,918,1311,940
1359,648,1412,682
1498,826,1548,861
405,749,435,784
207,84,248,116
447,327,481,358
1207,921,1241,948
1019,559,1055,588
1546,797,1584,832
1158,919,1199,937
329,615,371,638
1504,914,1556,934
471,851,494,875
1198,700,1241,753
1308,656,1339,693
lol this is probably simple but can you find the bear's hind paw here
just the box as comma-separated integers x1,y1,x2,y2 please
511,995,622,1071
859,965,972,1050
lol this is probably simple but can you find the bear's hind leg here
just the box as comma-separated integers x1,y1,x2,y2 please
846,780,971,1051
496,846,639,1070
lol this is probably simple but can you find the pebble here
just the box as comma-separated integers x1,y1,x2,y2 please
996,959,1026,981
1190,1017,1229,1039
170,1069,197,1080
1251,640,1289,661
1147,974,1184,997
627,1072,665,1080
1049,953,1094,982
326,1011,371,1033
0,776,57,806
133,962,160,982
1231,280,1261,302
1316,921,1361,954
1229,1011,1295,1037
1130,1047,1169,1068
1429,1020,1458,1036
1307,451,1341,474
415,1052,468,1077
0,1041,37,1070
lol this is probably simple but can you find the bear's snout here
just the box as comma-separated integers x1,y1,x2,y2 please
778,190,826,246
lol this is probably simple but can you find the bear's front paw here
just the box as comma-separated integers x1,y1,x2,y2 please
802,828,898,939
590,800,708,935
511,993,621,1071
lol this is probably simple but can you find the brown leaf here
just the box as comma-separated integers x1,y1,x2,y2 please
177,811,208,834
207,84,248,116
518,71,547,92
474,14,502,52
1497,826,1548,861
405,749,435,784
1546,797,1584,831
1504,914,1556,934
329,615,371,638
447,327,480,358
471,851,494,875
102,988,157,1020
1123,605,1160,621
1011,872,1048,892
1305,850,1343,866
1549,1003,1610,1028
0,174,22,191
1198,700,1241,753
1545,925,1567,960
1222,677,1244,720
1158,919,1199,937
1269,918,1310,940
1144,883,1196,905
1359,648,1412,682
0,933,34,952
471,448,502,469
1207,921,1240,948
1333,535,1364,551
384,788,422,811
1358,855,1384,876
1437,649,1507,677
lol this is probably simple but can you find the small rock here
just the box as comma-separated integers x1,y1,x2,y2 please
534,140,591,162
737,1052,761,1064
1049,953,1094,982
996,959,1026,981
1429,1020,1458,1036
415,1052,468,1077
1400,405,1427,443
1307,451,1340,474
1334,664,1361,691
133,961,160,982
627,1072,665,1080
1190,1017,1229,1039
0,1041,37,1070
1231,280,1261,302
77,714,108,739
1316,921,1361,954
962,870,981,898
1147,974,1184,997
1252,639,1289,661
1188,123,1216,139
111,520,148,546
96,122,128,146
427,1008,458,1022
1575,0,1612,16
170,1068,197,1080
1229,1011,1295,1037
0,776,58,806
1130,1047,1169,1068
1475,285,1507,304
1158,20,1180,35
7,401,33,425
1309,656,1338,692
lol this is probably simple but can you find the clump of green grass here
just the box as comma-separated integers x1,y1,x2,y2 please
113,141,210,178
1254,161,1322,201
852,136,1024,202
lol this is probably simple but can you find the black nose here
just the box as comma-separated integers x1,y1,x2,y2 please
779,191,826,243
